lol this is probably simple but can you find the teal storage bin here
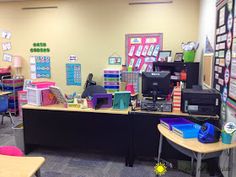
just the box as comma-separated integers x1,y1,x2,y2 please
113,91,130,110
221,132,232,144
172,123,201,139
183,51,196,62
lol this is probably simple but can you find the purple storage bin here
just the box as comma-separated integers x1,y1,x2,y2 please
160,118,194,130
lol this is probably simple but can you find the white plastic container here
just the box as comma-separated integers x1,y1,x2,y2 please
27,87,48,106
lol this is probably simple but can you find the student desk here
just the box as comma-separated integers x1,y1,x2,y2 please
0,154,45,177
22,104,219,167
157,124,236,177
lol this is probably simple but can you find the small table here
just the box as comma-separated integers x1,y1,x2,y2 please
0,155,45,177
157,124,236,177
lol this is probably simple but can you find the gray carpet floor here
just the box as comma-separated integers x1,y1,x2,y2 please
0,116,210,177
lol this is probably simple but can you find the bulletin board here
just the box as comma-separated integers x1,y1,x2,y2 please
213,0,236,112
125,33,163,72
203,54,214,88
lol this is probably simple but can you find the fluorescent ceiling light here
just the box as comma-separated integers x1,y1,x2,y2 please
129,0,173,5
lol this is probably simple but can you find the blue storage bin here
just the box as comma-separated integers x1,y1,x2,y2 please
104,85,119,89
160,118,194,130
172,123,201,139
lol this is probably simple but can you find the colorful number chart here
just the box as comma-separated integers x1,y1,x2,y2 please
66,63,81,86
126,33,163,72
214,0,236,114
30,56,51,79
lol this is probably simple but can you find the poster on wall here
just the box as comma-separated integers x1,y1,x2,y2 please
1,31,11,39
30,56,51,79
66,63,81,86
213,0,236,113
125,33,163,72
3,53,12,62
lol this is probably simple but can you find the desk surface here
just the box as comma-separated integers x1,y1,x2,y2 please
0,155,45,177
0,91,11,96
135,110,219,119
158,124,236,154
22,104,129,115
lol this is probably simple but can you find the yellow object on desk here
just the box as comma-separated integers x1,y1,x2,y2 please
0,91,11,96
0,155,45,177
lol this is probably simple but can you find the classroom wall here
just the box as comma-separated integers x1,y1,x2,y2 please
0,0,199,93
198,0,236,176
196,0,216,85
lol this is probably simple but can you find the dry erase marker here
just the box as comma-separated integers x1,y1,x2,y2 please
129,58,135,67
128,46,135,56
140,63,147,73
147,44,155,56
142,45,149,56
152,45,160,57
135,58,142,68
135,45,143,57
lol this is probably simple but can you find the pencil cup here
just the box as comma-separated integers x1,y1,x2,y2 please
86,99,93,108
221,132,232,144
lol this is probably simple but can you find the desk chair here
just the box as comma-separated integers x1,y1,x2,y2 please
0,95,14,125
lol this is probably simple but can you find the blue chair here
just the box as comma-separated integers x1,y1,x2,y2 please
0,95,14,125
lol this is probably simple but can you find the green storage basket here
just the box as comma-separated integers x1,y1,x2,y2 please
183,51,196,62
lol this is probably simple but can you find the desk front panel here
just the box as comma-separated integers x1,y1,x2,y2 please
23,108,130,156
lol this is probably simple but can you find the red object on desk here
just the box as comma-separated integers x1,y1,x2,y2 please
180,70,187,81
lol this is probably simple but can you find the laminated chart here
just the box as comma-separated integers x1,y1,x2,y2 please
66,63,81,86
30,56,51,79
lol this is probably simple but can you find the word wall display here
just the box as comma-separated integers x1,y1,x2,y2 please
214,0,236,117
30,56,51,79
126,33,163,72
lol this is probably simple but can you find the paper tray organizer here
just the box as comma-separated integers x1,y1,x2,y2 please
172,124,201,139
160,118,193,130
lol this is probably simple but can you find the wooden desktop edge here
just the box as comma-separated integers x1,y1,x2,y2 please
22,104,219,118
0,91,12,96
0,155,45,177
132,109,219,119
157,124,236,154
22,104,129,115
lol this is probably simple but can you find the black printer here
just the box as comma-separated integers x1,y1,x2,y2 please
181,88,221,116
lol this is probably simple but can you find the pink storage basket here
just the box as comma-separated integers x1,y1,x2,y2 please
31,81,55,89
41,89,57,106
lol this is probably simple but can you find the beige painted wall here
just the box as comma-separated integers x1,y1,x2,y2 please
0,0,199,93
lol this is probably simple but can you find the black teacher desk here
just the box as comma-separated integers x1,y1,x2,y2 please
22,104,131,165
22,104,219,167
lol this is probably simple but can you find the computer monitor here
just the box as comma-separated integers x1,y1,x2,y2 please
142,71,171,102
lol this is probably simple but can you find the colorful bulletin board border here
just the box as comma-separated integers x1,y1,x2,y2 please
227,98,236,110
125,33,163,73
216,0,227,7
213,0,234,104
66,63,81,86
